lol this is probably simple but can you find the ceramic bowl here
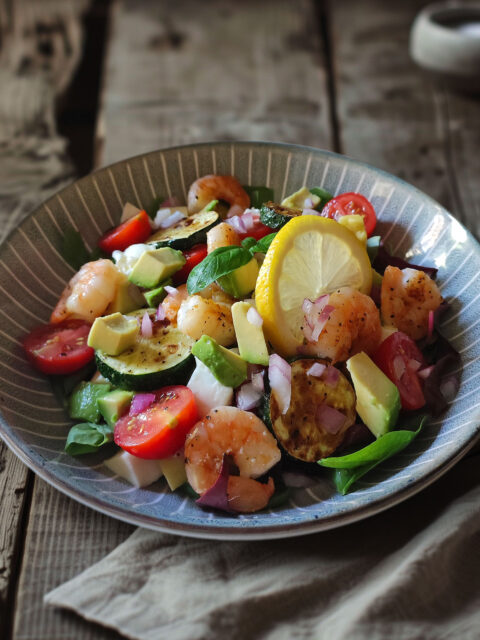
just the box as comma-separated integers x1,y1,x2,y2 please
0,141,479,540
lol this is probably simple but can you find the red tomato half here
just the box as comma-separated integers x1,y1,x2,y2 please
321,192,377,236
98,210,152,254
172,244,208,285
237,220,274,242
373,332,426,411
23,319,94,375
114,386,198,459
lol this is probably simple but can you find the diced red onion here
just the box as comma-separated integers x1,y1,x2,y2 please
244,207,261,221
316,404,347,435
164,285,178,296
307,362,327,377
304,197,314,209
418,365,434,380
247,363,265,379
159,210,186,229
302,208,320,216
268,354,291,415
196,455,235,513
159,196,182,208
440,376,459,402
323,365,340,386
130,393,155,416
311,304,334,342
393,355,406,379
242,211,254,230
251,372,264,392
236,382,263,411
314,294,330,306
156,304,166,321
302,296,333,343
227,204,245,218
141,312,153,338
247,306,263,327
427,309,434,340
227,215,247,234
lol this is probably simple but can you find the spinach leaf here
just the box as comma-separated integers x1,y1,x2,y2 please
61,229,90,270
310,186,333,209
242,232,277,255
187,245,252,294
65,422,114,455
242,186,274,209
319,414,429,495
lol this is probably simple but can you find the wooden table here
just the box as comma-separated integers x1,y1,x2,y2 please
1,1,479,638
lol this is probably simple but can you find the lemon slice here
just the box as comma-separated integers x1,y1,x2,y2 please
255,215,372,357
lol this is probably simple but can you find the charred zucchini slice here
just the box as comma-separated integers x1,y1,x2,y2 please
148,210,220,250
268,359,356,462
259,201,302,230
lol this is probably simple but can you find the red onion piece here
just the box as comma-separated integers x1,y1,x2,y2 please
228,204,245,218
311,304,334,341
393,355,406,379
227,215,247,234
156,304,166,321
304,197,314,208
251,371,265,392
316,404,347,435
236,382,263,411
159,210,186,229
164,285,178,296
268,354,291,414
302,296,333,343
302,208,320,216
159,196,182,208
307,362,327,377
130,393,155,416
247,363,265,379
196,455,235,512
242,211,254,230
427,309,434,340
323,365,340,386
247,306,263,327
314,294,330,306
418,365,434,380
141,312,153,338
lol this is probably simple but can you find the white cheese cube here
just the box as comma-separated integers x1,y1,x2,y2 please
105,450,163,488
187,357,234,417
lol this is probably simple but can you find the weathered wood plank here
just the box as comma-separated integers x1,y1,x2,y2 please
97,0,333,166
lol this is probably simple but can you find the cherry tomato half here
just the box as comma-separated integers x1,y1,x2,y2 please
23,319,94,375
98,210,152,254
237,220,274,242
373,331,426,411
321,192,377,237
114,385,198,459
172,244,208,285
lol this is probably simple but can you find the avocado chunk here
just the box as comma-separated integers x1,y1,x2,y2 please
217,257,259,299
98,389,134,427
338,214,367,244
231,301,269,366
143,278,172,307
158,451,187,491
88,312,139,356
191,335,247,387
346,352,400,438
128,247,185,288
69,381,112,424
107,277,145,314
281,186,320,210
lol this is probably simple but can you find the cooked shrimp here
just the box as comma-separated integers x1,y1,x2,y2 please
187,174,250,217
185,406,281,512
50,259,124,324
177,295,235,346
161,284,188,323
381,266,442,340
206,221,240,254
304,287,381,363
198,282,235,306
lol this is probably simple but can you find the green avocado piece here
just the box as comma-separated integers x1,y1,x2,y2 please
143,278,172,307
69,381,112,424
281,186,320,210
107,278,145,314
129,247,185,288
231,301,269,366
346,352,400,438
98,389,134,427
88,312,139,356
217,257,259,299
191,335,247,387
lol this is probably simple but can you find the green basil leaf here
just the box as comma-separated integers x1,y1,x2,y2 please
65,422,114,456
246,232,277,255
334,463,377,495
310,186,333,209
367,236,382,264
187,245,252,294
241,237,257,252
61,229,90,270
146,196,164,219
242,185,274,209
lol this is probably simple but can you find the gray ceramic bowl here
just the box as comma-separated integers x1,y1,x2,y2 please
0,141,479,540
410,1,480,93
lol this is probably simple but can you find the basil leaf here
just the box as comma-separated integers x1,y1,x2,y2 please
187,246,252,294
242,185,274,208
246,232,277,255
61,229,90,270
146,195,164,219
310,186,333,209
241,237,257,252
320,414,429,494
65,422,113,455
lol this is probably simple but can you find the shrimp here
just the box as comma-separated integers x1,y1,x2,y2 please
177,295,235,346
206,221,240,254
198,282,235,306
304,287,381,363
161,284,188,323
50,259,124,324
187,174,250,217
184,406,281,513
381,266,442,340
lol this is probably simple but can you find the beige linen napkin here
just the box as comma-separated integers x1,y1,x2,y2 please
45,455,480,640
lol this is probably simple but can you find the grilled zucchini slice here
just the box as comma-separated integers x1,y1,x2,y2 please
148,210,220,250
259,201,302,230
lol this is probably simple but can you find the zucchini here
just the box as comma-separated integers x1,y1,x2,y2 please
96,318,195,391
148,210,220,250
259,201,302,230
267,359,356,463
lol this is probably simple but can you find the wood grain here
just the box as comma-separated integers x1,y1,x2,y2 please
97,0,333,166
